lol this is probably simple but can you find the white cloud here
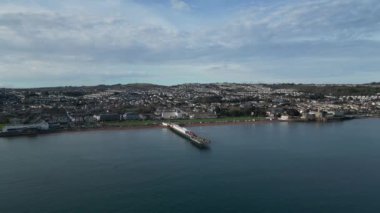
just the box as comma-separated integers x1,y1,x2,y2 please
170,0,191,11
0,0,379,86
224,0,380,44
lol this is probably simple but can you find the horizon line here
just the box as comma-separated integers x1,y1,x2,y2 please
1,82,379,90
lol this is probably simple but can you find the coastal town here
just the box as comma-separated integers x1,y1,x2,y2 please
1,83,379,136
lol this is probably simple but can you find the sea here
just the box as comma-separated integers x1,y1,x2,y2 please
0,118,379,213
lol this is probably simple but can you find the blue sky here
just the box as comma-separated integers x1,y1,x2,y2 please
0,0,379,87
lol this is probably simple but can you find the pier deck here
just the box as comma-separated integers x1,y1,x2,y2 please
163,122,210,147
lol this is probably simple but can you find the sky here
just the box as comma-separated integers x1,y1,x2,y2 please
0,0,379,87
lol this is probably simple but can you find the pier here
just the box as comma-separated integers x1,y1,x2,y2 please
162,122,210,148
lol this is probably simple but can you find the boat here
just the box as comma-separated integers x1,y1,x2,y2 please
162,122,210,147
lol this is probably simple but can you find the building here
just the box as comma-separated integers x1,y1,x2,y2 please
2,121,49,133
93,114,121,121
315,110,328,121
301,112,316,121
279,115,290,121
160,109,187,119
122,112,145,120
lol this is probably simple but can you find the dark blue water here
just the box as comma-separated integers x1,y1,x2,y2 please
0,119,380,213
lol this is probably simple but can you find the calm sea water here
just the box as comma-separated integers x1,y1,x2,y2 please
0,119,380,213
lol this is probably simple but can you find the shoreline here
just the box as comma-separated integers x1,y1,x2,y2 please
0,118,271,137
54,119,268,134
1,116,379,137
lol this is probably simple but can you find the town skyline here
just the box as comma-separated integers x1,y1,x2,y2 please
0,81,378,137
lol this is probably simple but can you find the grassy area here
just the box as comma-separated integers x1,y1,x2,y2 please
173,116,266,125
103,116,266,128
0,123,5,129
103,120,160,128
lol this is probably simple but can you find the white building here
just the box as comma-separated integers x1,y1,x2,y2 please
2,121,49,132
161,109,187,119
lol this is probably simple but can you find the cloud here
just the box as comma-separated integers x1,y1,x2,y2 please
170,0,191,11
212,0,380,47
0,0,379,87
2,0,379,61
